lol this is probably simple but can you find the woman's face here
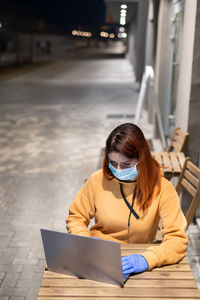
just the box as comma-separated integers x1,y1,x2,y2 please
108,151,138,170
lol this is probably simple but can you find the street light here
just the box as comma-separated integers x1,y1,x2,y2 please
120,4,127,25
121,4,127,9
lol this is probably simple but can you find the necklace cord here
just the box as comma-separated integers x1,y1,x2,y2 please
120,183,140,224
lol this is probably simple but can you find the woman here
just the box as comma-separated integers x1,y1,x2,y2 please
66,123,188,277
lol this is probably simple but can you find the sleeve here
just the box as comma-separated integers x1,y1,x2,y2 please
141,180,188,269
66,173,97,237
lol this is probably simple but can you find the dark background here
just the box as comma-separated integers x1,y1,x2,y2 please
0,0,106,33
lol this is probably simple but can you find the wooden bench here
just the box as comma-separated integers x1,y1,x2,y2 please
154,157,200,242
176,157,200,228
168,127,189,153
37,244,200,299
151,151,186,180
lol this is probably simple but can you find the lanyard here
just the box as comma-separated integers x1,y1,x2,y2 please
120,183,140,226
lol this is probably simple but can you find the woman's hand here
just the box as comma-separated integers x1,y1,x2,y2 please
121,254,149,277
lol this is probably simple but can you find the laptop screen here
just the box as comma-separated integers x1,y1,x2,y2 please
41,229,124,287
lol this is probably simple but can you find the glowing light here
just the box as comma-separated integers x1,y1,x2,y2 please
118,32,127,39
100,31,109,38
72,30,92,38
120,18,126,25
109,33,115,39
0,23,2,28
119,27,125,32
120,13,126,18
119,1,127,27
120,9,126,14
121,4,127,9
122,32,127,38
120,6,126,25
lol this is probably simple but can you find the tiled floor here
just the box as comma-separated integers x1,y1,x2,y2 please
0,45,199,299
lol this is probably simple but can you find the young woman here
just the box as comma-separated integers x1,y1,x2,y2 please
66,123,188,277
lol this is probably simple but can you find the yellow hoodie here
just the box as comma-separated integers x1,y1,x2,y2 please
66,169,188,269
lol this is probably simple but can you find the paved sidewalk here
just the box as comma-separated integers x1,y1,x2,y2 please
0,45,199,299
187,224,200,290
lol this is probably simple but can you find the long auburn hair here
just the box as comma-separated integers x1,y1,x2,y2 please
103,123,161,212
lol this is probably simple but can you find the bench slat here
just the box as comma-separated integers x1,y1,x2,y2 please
169,152,182,172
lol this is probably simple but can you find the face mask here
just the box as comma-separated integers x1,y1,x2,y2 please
109,161,138,181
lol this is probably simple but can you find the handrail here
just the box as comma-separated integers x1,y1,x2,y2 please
134,65,167,149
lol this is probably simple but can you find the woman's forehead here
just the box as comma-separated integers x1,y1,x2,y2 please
108,151,132,162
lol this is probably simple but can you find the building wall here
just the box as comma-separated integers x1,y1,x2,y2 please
0,32,72,67
153,0,171,137
187,0,200,167
175,0,197,133
145,0,154,67
134,0,149,82
152,0,200,217
127,0,148,82
175,0,200,166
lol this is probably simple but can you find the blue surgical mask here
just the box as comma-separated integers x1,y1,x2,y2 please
109,161,138,181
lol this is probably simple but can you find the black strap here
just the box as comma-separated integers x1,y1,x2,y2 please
120,183,140,220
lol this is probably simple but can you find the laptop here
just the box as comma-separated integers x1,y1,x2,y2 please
40,229,128,287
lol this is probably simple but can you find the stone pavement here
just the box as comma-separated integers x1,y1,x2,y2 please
0,45,199,299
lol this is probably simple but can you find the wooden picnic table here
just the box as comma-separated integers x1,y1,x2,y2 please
37,243,200,300
151,151,186,179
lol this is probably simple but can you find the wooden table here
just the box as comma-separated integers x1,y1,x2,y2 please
37,244,200,300
151,151,186,179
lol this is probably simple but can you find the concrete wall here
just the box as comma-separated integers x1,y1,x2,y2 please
134,0,149,82
33,34,72,55
187,0,200,167
145,0,154,67
127,19,136,72
128,0,148,82
153,0,171,135
176,0,200,166
175,0,197,133
176,0,200,218
0,32,72,67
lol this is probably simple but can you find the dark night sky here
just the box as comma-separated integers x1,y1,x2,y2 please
0,0,106,32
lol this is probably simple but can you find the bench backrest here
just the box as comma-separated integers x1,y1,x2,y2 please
168,127,189,153
176,157,200,229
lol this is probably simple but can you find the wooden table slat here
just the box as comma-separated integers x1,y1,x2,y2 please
41,278,197,288
168,152,182,172
43,270,195,280
38,244,200,299
38,297,199,300
162,152,173,171
152,152,163,166
151,151,186,178
38,287,200,298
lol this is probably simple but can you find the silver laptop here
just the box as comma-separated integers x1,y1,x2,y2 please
40,229,128,287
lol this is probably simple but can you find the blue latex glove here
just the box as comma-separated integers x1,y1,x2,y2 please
121,254,149,277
